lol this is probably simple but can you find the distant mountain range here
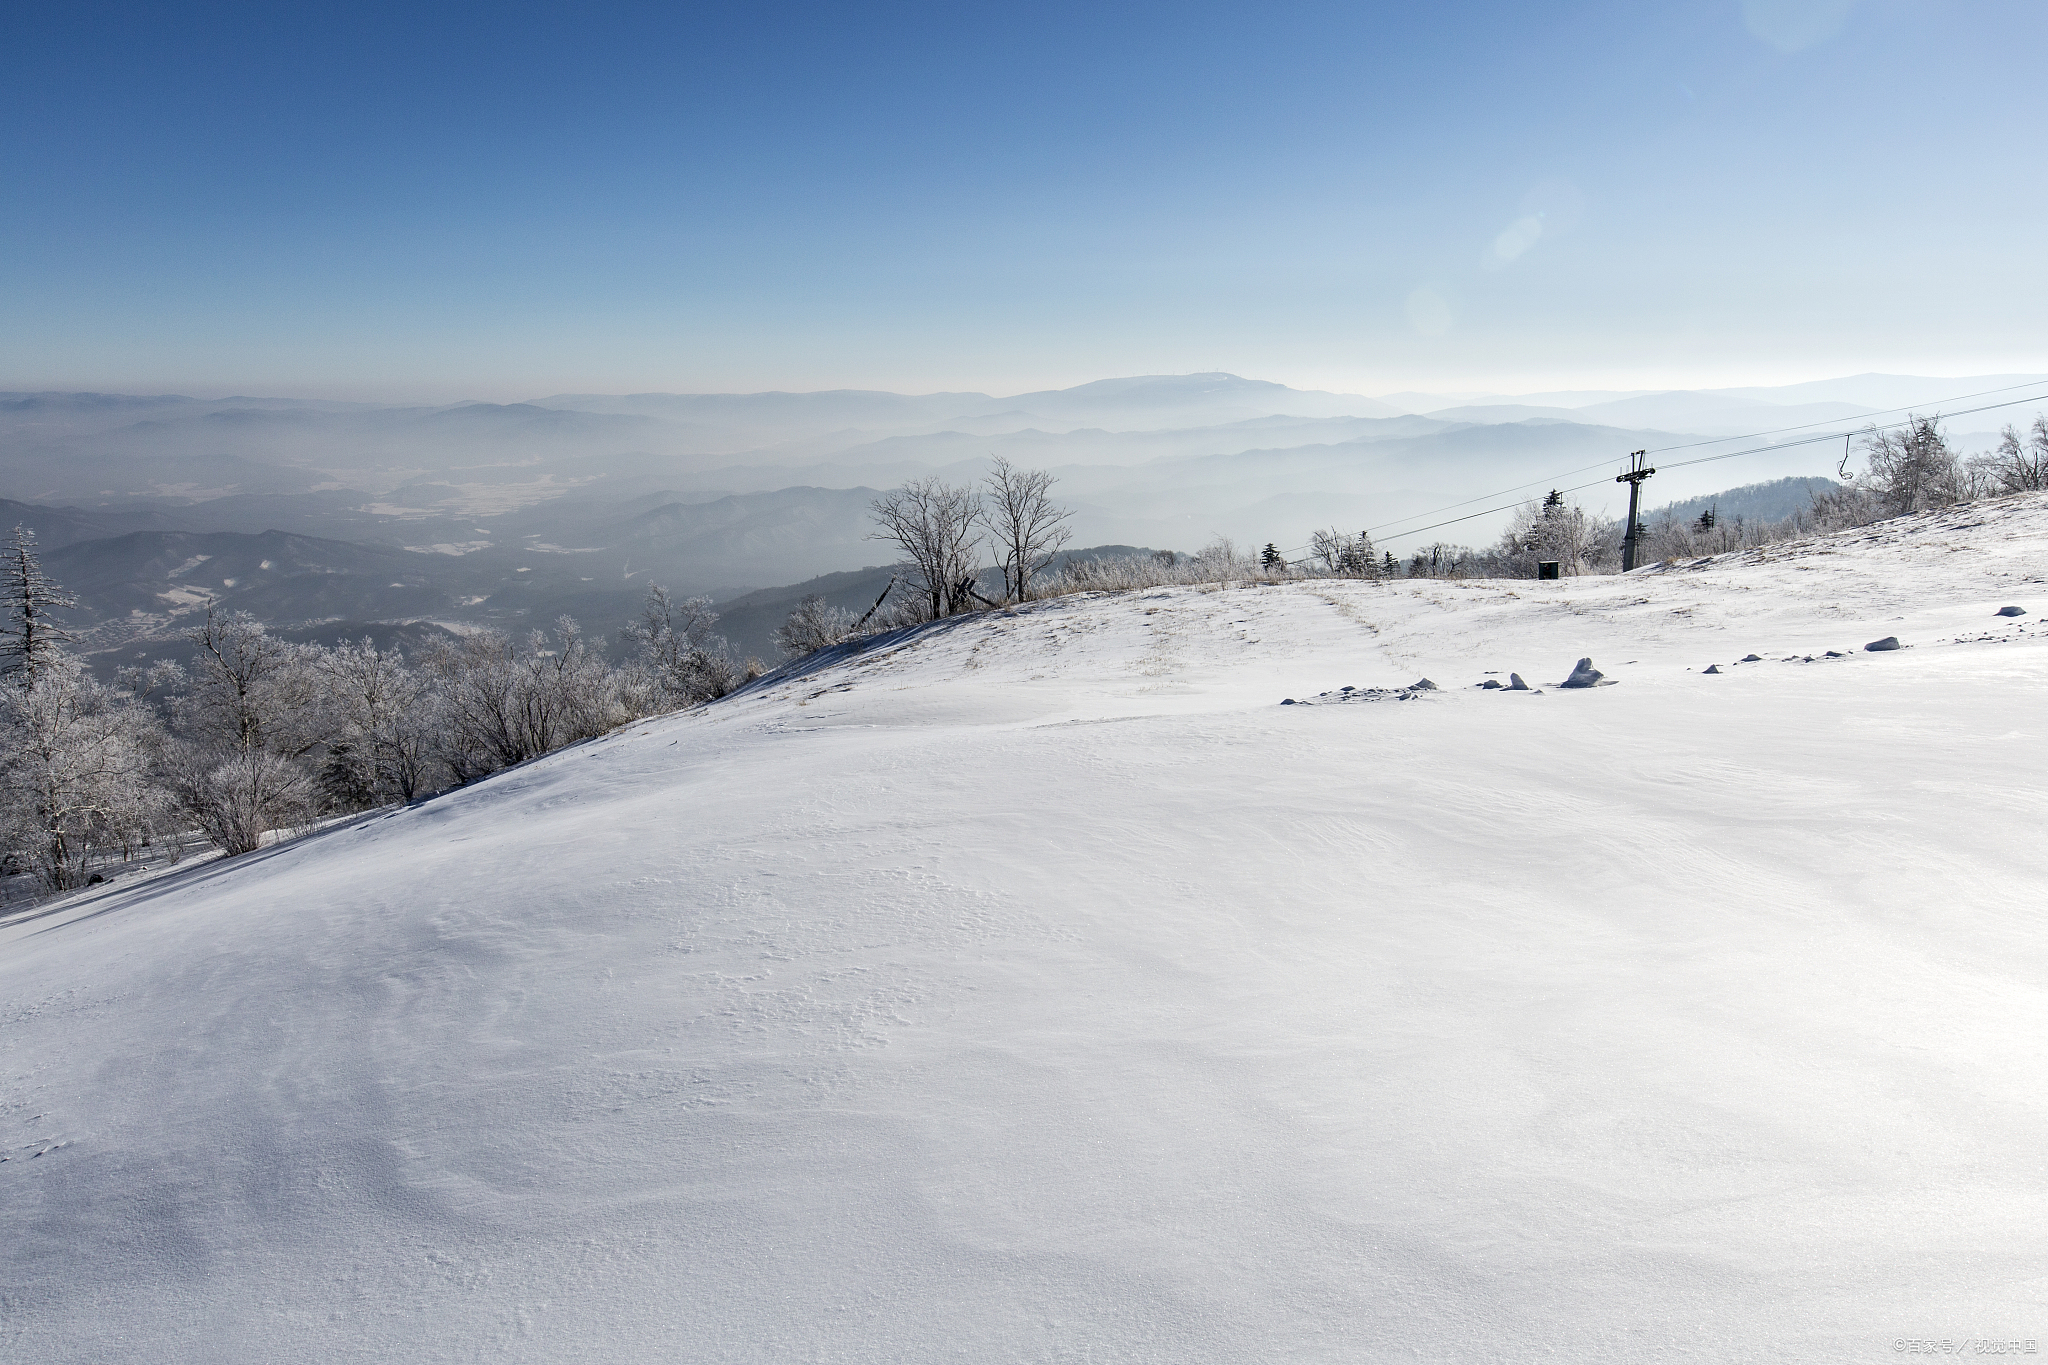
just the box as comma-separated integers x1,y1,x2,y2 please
5,370,2037,515
1643,477,1841,529
4,369,2043,673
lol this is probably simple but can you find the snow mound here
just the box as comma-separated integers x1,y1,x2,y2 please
7,492,2048,1362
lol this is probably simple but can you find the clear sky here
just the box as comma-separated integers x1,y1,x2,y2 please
5,1,2042,401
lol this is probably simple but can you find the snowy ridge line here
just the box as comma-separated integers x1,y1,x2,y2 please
729,611,993,698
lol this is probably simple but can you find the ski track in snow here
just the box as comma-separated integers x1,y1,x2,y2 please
4,493,2048,1362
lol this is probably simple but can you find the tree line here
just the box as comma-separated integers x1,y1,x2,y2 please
0,548,773,894
0,456,1092,896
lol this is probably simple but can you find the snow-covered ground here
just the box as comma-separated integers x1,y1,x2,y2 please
6,495,2047,1363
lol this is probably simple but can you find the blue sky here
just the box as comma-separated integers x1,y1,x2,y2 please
4,1,2041,399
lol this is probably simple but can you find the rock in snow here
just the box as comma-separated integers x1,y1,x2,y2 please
1505,672,1530,690
1558,657,1605,688
1703,664,1723,674
1996,605,2026,617
1865,636,1902,651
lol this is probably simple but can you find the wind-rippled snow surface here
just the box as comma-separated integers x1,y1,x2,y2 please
7,495,2048,1362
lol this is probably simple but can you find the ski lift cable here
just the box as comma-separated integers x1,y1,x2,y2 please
1637,375,2048,456
1350,379,2048,545
1658,389,2048,471
1272,383,2048,557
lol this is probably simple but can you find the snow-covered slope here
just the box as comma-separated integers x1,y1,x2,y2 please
7,496,2048,1363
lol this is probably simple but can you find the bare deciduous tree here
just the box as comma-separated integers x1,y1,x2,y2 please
983,457,1072,601
869,477,984,619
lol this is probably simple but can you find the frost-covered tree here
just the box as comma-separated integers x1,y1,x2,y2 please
0,528,77,689
170,611,334,853
869,477,984,619
319,638,440,805
180,610,332,760
1982,416,2048,494
429,617,629,781
1309,529,1345,575
983,457,1072,602
776,594,854,657
0,659,172,889
530,617,626,740
176,748,320,857
1342,531,1378,576
426,629,531,782
1310,528,1379,577
1861,415,1960,516
1499,492,1612,576
624,587,757,707
0,544,172,885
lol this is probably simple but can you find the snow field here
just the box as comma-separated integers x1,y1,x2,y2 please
4,494,2047,1362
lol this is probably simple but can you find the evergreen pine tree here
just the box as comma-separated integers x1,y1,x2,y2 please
0,527,77,688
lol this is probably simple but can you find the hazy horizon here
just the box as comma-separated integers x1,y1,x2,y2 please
11,367,2048,414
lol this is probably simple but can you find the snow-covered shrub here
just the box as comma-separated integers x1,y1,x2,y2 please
172,748,319,857
776,595,855,657
1029,540,1263,598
